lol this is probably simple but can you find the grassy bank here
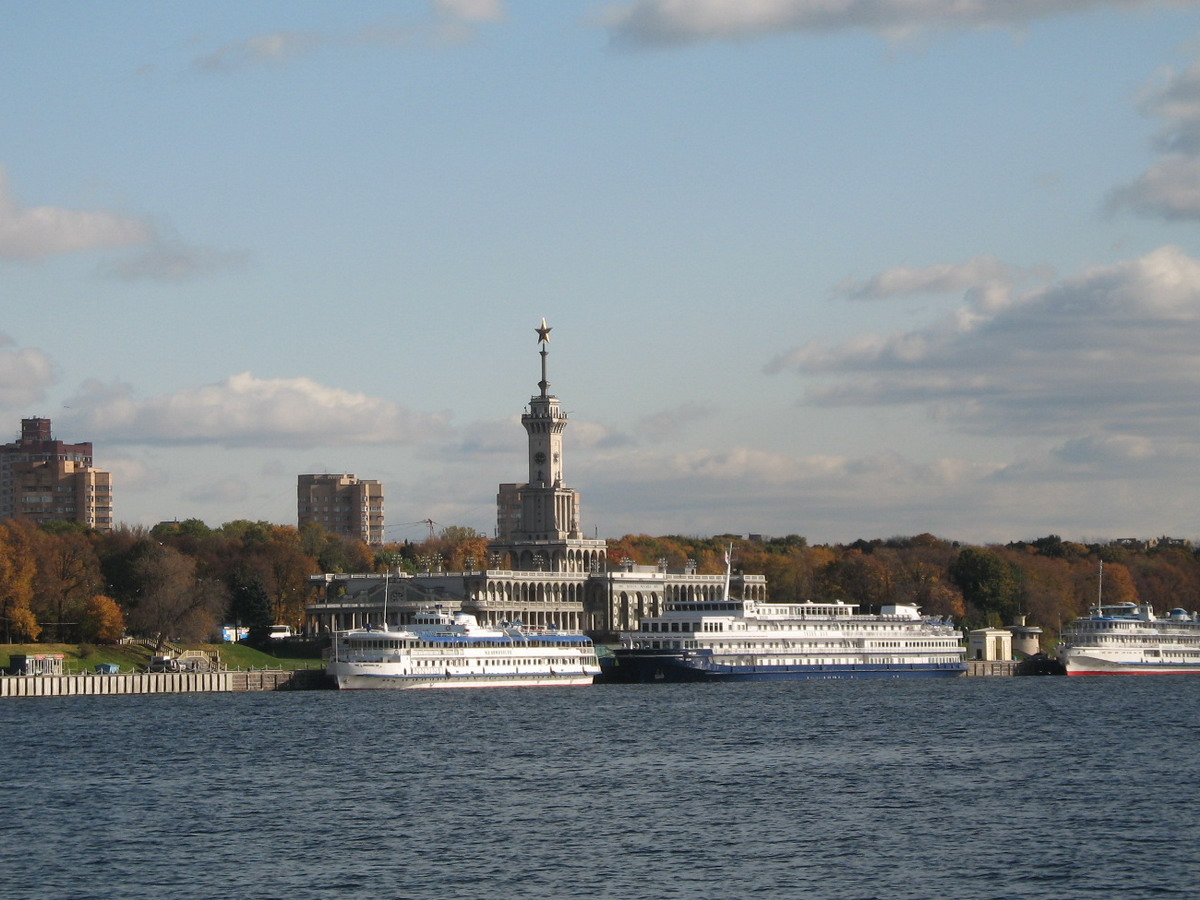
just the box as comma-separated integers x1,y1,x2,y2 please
1,642,324,675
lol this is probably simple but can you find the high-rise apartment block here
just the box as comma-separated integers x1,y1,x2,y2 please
0,418,113,531
297,474,385,545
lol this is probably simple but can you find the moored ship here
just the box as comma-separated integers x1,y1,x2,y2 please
607,550,966,682
1056,601,1200,675
327,608,600,689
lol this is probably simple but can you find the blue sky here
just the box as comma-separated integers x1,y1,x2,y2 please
6,0,1200,545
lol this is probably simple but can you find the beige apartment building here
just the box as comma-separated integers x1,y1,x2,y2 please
297,474,385,545
0,418,113,531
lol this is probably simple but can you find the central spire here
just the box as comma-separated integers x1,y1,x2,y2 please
489,316,606,574
535,317,552,397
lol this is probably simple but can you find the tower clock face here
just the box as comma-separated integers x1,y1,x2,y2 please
534,452,546,464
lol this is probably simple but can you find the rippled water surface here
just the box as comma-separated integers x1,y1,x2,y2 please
2,677,1197,899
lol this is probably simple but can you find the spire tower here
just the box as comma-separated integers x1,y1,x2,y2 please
489,319,606,574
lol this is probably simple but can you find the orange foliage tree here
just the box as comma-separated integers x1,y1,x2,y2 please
0,521,40,641
81,594,126,644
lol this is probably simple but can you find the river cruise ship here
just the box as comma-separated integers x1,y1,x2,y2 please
608,597,966,682
1057,601,1200,675
327,608,600,689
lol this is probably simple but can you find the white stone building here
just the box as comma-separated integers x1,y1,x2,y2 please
306,319,766,639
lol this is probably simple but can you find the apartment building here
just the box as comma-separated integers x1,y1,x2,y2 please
297,474,384,545
0,418,113,531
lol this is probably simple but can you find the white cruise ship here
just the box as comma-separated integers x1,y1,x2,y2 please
327,608,600,690
608,596,966,682
1057,601,1200,675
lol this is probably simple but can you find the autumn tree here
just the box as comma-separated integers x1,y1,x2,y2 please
0,521,39,641
30,525,103,641
894,557,964,618
1124,547,1200,613
819,550,893,610
949,546,1023,626
263,543,319,626
122,542,227,649
298,522,373,573
1096,561,1138,606
80,594,126,644
403,526,492,573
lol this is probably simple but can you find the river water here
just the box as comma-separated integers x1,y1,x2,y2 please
1,677,1196,899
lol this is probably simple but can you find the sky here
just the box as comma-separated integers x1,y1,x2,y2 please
7,0,1200,546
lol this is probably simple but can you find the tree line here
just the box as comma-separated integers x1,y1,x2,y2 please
0,518,494,647
2,518,1197,648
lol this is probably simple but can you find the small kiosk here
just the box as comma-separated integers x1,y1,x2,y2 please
8,654,65,676
968,628,1013,661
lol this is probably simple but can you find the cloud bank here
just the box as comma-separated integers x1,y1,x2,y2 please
601,0,1192,46
63,372,451,449
770,245,1200,466
1111,58,1200,219
0,167,245,281
0,335,56,410
0,168,149,260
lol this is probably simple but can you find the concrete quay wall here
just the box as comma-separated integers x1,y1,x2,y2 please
0,668,329,698
965,660,1018,676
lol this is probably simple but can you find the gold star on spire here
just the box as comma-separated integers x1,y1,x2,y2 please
536,317,552,343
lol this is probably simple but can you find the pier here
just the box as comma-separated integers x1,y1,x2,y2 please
0,668,330,698
965,660,1018,676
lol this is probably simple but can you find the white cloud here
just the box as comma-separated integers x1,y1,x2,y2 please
62,372,452,449
101,456,170,494
0,167,150,260
455,416,527,456
0,167,246,280
1111,57,1200,219
572,443,1024,540
1138,60,1200,153
435,0,505,23
100,242,250,282
582,444,993,499
1051,434,1159,466
193,3,507,72
567,436,1200,543
184,476,253,505
1110,152,1200,220
0,335,56,409
194,30,325,71
635,402,717,440
769,246,1200,444
831,255,1049,314
600,0,1188,46
566,419,631,450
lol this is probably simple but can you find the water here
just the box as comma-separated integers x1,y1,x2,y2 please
1,678,1197,900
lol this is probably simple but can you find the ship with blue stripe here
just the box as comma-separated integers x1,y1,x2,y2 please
606,549,966,683
327,608,600,689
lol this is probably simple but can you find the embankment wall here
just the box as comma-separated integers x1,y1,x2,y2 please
0,668,329,698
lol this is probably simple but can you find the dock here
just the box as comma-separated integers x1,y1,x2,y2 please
965,660,1018,676
0,668,330,698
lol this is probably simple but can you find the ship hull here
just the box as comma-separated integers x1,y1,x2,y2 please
330,666,596,690
1061,652,1200,676
604,652,965,683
